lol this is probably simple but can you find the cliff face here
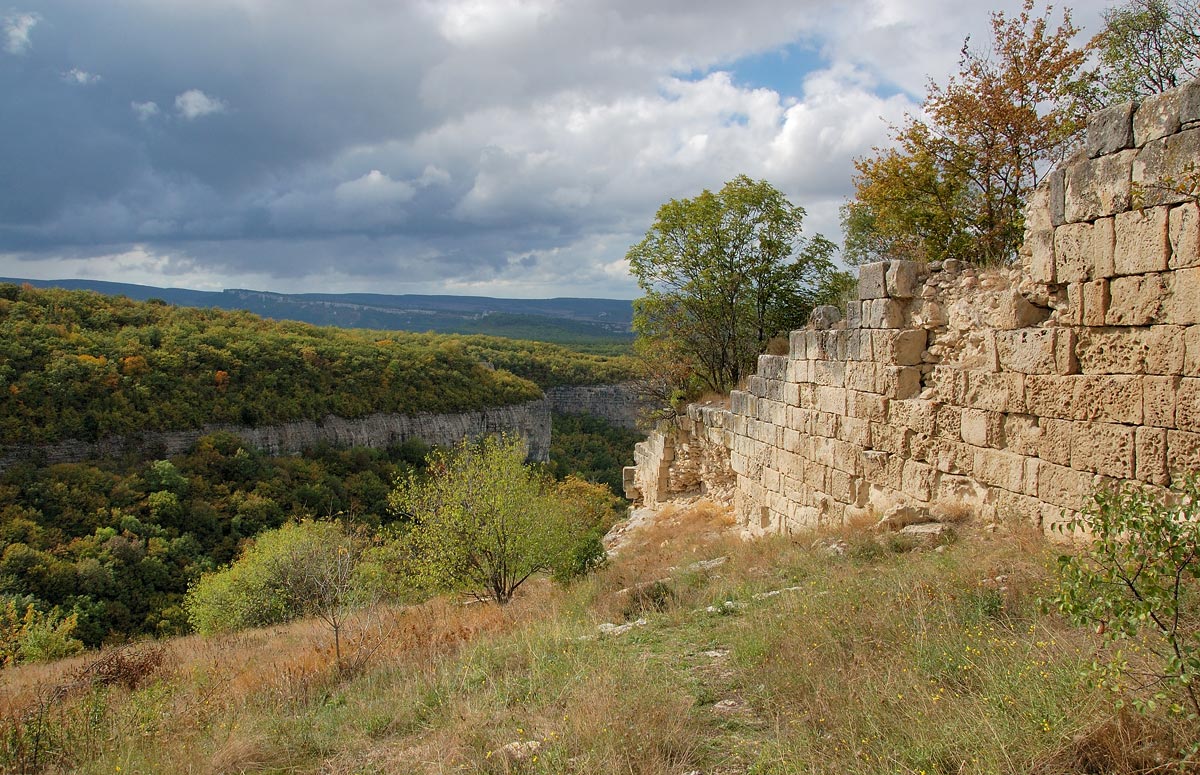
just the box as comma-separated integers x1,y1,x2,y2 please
545,382,648,429
626,77,1200,538
0,399,551,470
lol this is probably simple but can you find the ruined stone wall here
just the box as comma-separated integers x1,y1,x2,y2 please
627,78,1200,537
0,399,552,470
545,382,649,429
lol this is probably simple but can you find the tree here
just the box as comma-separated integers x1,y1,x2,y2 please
1090,0,1200,103
185,520,378,665
388,434,607,604
843,0,1088,266
627,175,835,395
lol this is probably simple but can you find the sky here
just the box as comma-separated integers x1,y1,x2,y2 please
1,0,1111,300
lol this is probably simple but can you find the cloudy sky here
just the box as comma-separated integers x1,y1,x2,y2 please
1,0,1110,299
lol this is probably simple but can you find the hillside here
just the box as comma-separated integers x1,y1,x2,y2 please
1,278,634,349
1,503,1188,774
0,284,635,446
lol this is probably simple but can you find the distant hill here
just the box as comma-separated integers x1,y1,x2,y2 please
0,278,635,347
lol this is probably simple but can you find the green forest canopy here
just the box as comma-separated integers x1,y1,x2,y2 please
0,284,637,445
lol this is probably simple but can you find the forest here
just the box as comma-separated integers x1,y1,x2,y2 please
0,284,636,446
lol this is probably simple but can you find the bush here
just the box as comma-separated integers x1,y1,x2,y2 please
0,600,84,667
1052,475,1200,722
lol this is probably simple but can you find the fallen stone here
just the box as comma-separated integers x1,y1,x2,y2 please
898,522,955,545
874,504,931,532
597,618,647,636
497,740,541,763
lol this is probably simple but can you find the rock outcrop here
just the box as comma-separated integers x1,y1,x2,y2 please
626,77,1200,538
545,382,649,429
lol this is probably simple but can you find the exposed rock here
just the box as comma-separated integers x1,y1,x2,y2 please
597,618,647,636
898,522,955,545
874,505,931,532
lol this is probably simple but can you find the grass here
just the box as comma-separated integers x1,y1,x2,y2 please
2,504,1197,774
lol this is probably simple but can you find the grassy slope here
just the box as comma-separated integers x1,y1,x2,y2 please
2,506,1194,774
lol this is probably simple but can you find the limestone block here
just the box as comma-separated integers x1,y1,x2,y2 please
845,330,870,361
863,298,908,329
839,416,871,447
1065,149,1135,222
878,366,922,400
845,361,877,393
829,468,858,504
1088,100,1136,156
963,371,1025,413
1167,429,1200,474
1004,414,1042,456
798,384,817,409
860,449,897,481
827,438,862,475
1106,272,1165,326
847,389,889,422
788,330,809,360
802,460,827,490
1114,207,1170,275
814,386,848,416
858,262,888,299
762,465,781,494
1049,168,1067,226
748,376,768,397
1134,89,1182,146
1082,280,1111,326
901,460,935,501
1071,421,1135,478
1187,326,1200,374
1181,77,1200,125
1027,229,1056,284
767,379,786,403
1025,375,1078,419
730,390,749,415
787,359,812,384
870,422,911,456
1076,327,1139,374
1040,417,1074,466
1178,377,1200,431
1169,202,1200,269
1062,283,1085,326
810,330,847,360
908,431,933,464
1036,460,1099,511
992,488,1044,527
1054,221,1097,283
885,261,923,299
927,439,975,476
924,367,967,404
809,305,842,329
1166,267,1200,325
812,360,846,388
996,328,1057,374
812,410,839,438
1133,129,1200,208
960,408,1005,448
1146,326,1186,375
884,329,927,366
1095,217,1117,278
845,300,863,329
889,399,938,435
1072,375,1144,424
758,354,788,380
1136,426,1169,485
783,381,800,407
974,448,1026,493
936,405,962,441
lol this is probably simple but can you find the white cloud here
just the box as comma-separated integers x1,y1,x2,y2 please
131,101,160,121
62,68,102,85
2,10,38,54
174,89,227,119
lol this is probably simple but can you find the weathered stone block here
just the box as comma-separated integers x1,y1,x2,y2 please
1146,326,1186,375
1169,202,1200,269
1072,374,1144,424
847,389,888,422
1004,414,1042,456
858,262,888,299
1136,426,1169,485
1031,372,1087,421
1106,272,1165,326
886,261,923,298
1054,221,1097,283
838,416,871,447
1065,149,1135,222
1027,229,1056,284
1177,377,1200,431
845,300,863,329
1063,283,1085,326
1186,326,1200,374
1167,429,1200,475
845,361,877,393
890,399,938,435
758,354,788,380
1082,280,1110,326
1181,77,1200,124
809,305,842,329
960,408,1005,448
1134,89,1181,146
1036,461,1098,511
878,366,922,400
901,460,935,501
885,329,927,366
845,330,870,362
783,381,801,407
1094,216,1117,278
925,367,967,404
870,422,911,456
787,358,811,384
927,439,975,476
1071,421,1135,478
996,328,1057,374
1133,128,1200,207
1039,417,1074,466
811,330,848,360
1114,206,1170,275
1049,168,1067,226
973,448,1026,493
812,360,846,387
788,329,808,359
1075,326,1184,375
863,298,907,329
1166,267,1200,325
963,371,1025,413
935,405,962,441
815,386,848,416
1088,100,1136,156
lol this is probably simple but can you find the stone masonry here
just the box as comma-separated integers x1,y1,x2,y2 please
626,78,1200,537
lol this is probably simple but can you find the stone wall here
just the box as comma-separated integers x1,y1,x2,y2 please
626,78,1200,537
0,399,552,470
545,382,648,429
